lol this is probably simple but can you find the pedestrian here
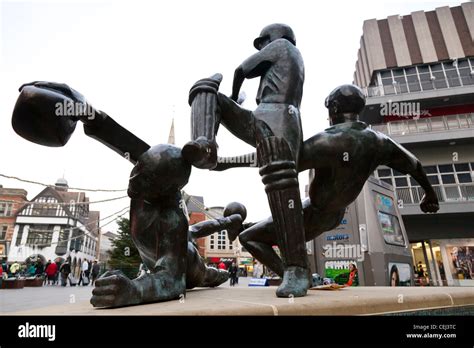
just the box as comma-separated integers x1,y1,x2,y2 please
9,261,20,277
1,260,7,276
45,260,58,285
78,259,89,286
54,259,61,285
91,260,100,286
43,260,51,285
228,262,238,286
345,263,359,286
26,263,36,277
35,260,44,277
0,263,3,289
59,259,71,287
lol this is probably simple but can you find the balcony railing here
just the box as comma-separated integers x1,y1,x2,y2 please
395,183,474,206
371,114,474,136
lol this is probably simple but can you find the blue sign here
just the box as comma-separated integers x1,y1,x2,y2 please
326,234,350,241
248,278,269,287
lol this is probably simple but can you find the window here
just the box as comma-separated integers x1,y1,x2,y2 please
217,231,226,250
428,175,439,185
31,197,59,216
457,173,473,183
441,174,456,184
0,225,7,240
455,163,470,172
57,228,69,248
0,203,13,217
423,166,438,174
209,235,215,250
373,192,405,246
377,211,405,246
26,225,54,247
395,177,408,187
16,225,25,246
378,169,392,177
439,164,454,173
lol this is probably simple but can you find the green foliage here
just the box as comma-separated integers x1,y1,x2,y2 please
107,217,142,279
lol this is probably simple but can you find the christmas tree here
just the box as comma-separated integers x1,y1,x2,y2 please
107,217,142,279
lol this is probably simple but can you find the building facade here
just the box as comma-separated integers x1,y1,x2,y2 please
7,179,100,277
352,2,474,286
98,230,118,266
0,186,27,261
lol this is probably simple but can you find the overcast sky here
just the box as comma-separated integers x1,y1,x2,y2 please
0,0,462,233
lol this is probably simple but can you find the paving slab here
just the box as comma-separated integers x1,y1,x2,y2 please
3,286,474,316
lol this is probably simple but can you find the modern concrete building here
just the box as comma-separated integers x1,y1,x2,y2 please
7,178,100,277
352,2,474,286
0,186,27,261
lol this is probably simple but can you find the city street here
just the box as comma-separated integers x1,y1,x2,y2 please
0,277,250,314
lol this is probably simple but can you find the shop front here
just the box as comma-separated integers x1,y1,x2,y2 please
411,239,473,287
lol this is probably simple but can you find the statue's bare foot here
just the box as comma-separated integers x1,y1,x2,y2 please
276,266,310,298
91,270,142,308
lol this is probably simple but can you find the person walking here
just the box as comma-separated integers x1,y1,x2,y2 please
45,260,58,285
26,263,36,277
54,259,61,285
59,259,71,287
35,260,44,277
90,260,100,286
218,261,226,271
78,259,89,286
228,262,238,286
43,260,51,285
9,261,20,278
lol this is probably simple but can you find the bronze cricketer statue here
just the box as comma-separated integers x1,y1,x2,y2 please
10,23,440,307
184,23,310,298
226,84,440,279
11,82,248,308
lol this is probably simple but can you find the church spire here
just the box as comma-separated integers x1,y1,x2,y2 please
168,118,175,145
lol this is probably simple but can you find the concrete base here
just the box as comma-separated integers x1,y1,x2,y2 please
4,286,474,316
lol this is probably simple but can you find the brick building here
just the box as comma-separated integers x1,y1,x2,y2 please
0,186,28,261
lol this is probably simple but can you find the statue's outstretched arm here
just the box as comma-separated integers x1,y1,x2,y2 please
12,81,150,164
189,214,242,240
382,136,439,213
